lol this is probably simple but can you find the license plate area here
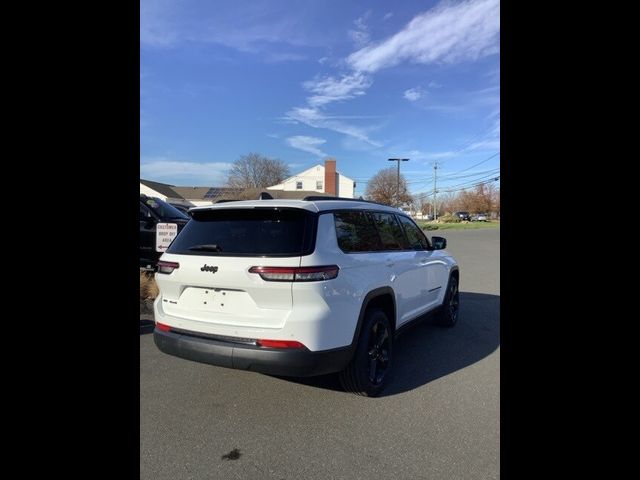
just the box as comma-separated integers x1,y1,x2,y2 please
177,287,245,312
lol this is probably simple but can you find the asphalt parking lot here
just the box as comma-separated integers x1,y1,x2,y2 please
140,227,500,480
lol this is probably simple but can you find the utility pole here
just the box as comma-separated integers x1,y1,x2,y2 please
388,158,409,207
433,161,438,221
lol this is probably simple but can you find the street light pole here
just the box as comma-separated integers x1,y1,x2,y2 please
388,158,409,207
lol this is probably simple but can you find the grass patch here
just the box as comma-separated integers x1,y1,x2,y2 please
140,271,159,300
418,220,500,230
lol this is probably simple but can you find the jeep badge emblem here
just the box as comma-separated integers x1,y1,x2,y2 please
201,265,219,273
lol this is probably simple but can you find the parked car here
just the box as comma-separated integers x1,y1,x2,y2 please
152,197,460,396
472,213,488,222
169,203,193,216
453,211,471,221
140,195,190,270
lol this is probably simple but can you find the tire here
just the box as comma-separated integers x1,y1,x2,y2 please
339,308,393,397
436,275,460,327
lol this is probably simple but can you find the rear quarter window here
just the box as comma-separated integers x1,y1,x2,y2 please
334,211,382,253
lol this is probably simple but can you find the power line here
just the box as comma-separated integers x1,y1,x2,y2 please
412,172,500,200
449,152,500,176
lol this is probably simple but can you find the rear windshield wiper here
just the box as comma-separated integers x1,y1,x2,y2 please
188,244,222,252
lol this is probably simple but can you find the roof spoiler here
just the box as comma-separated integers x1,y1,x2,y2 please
214,191,274,203
302,195,389,207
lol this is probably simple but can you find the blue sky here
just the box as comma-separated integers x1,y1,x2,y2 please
140,0,500,198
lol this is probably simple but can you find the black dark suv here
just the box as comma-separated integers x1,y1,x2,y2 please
453,211,471,221
140,195,190,269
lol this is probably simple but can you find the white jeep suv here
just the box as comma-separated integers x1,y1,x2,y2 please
153,197,459,396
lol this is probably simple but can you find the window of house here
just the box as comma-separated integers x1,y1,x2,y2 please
316,180,323,190
296,181,303,189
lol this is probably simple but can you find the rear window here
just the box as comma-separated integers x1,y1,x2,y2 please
167,208,315,256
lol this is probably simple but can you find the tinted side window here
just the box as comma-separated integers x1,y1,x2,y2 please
143,196,189,220
371,212,410,250
397,215,430,249
334,211,382,253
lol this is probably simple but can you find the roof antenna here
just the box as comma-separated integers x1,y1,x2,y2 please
258,192,273,200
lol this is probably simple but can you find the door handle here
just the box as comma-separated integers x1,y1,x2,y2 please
385,258,395,267
420,258,429,265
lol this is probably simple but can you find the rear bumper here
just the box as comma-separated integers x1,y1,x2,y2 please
153,328,353,377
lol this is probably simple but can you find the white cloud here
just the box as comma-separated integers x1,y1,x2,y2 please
285,107,381,147
347,0,500,73
264,52,307,63
349,12,372,48
428,80,442,88
140,0,321,60
282,0,499,149
466,139,500,151
318,57,330,65
466,118,500,151
140,158,232,185
286,136,328,157
388,149,457,161
424,151,458,159
140,0,179,47
404,87,423,101
304,73,372,108
383,12,393,21
287,162,306,170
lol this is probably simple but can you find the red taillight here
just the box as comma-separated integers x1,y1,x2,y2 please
249,265,339,282
157,261,179,274
257,339,305,349
156,322,171,332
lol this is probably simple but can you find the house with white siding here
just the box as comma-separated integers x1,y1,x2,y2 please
267,159,355,198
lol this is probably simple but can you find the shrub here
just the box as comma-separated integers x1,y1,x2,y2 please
438,214,461,223
140,271,159,300
423,224,439,230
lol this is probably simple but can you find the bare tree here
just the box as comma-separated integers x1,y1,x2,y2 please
227,153,290,189
418,197,432,215
365,167,413,206
435,192,457,216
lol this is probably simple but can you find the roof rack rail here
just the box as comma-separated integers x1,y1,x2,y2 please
214,199,240,203
301,195,392,208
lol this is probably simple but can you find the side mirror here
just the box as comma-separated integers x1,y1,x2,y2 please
431,236,447,250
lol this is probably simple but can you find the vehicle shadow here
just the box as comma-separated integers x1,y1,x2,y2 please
274,292,500,397
140,319,155,335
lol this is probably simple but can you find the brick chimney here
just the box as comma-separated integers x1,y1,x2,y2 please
324,158,337,196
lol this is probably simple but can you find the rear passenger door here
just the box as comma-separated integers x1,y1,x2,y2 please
369,212,424,325
396,215,448,312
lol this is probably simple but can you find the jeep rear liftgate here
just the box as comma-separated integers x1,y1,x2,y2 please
155,207,316,329
156,255,299,329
